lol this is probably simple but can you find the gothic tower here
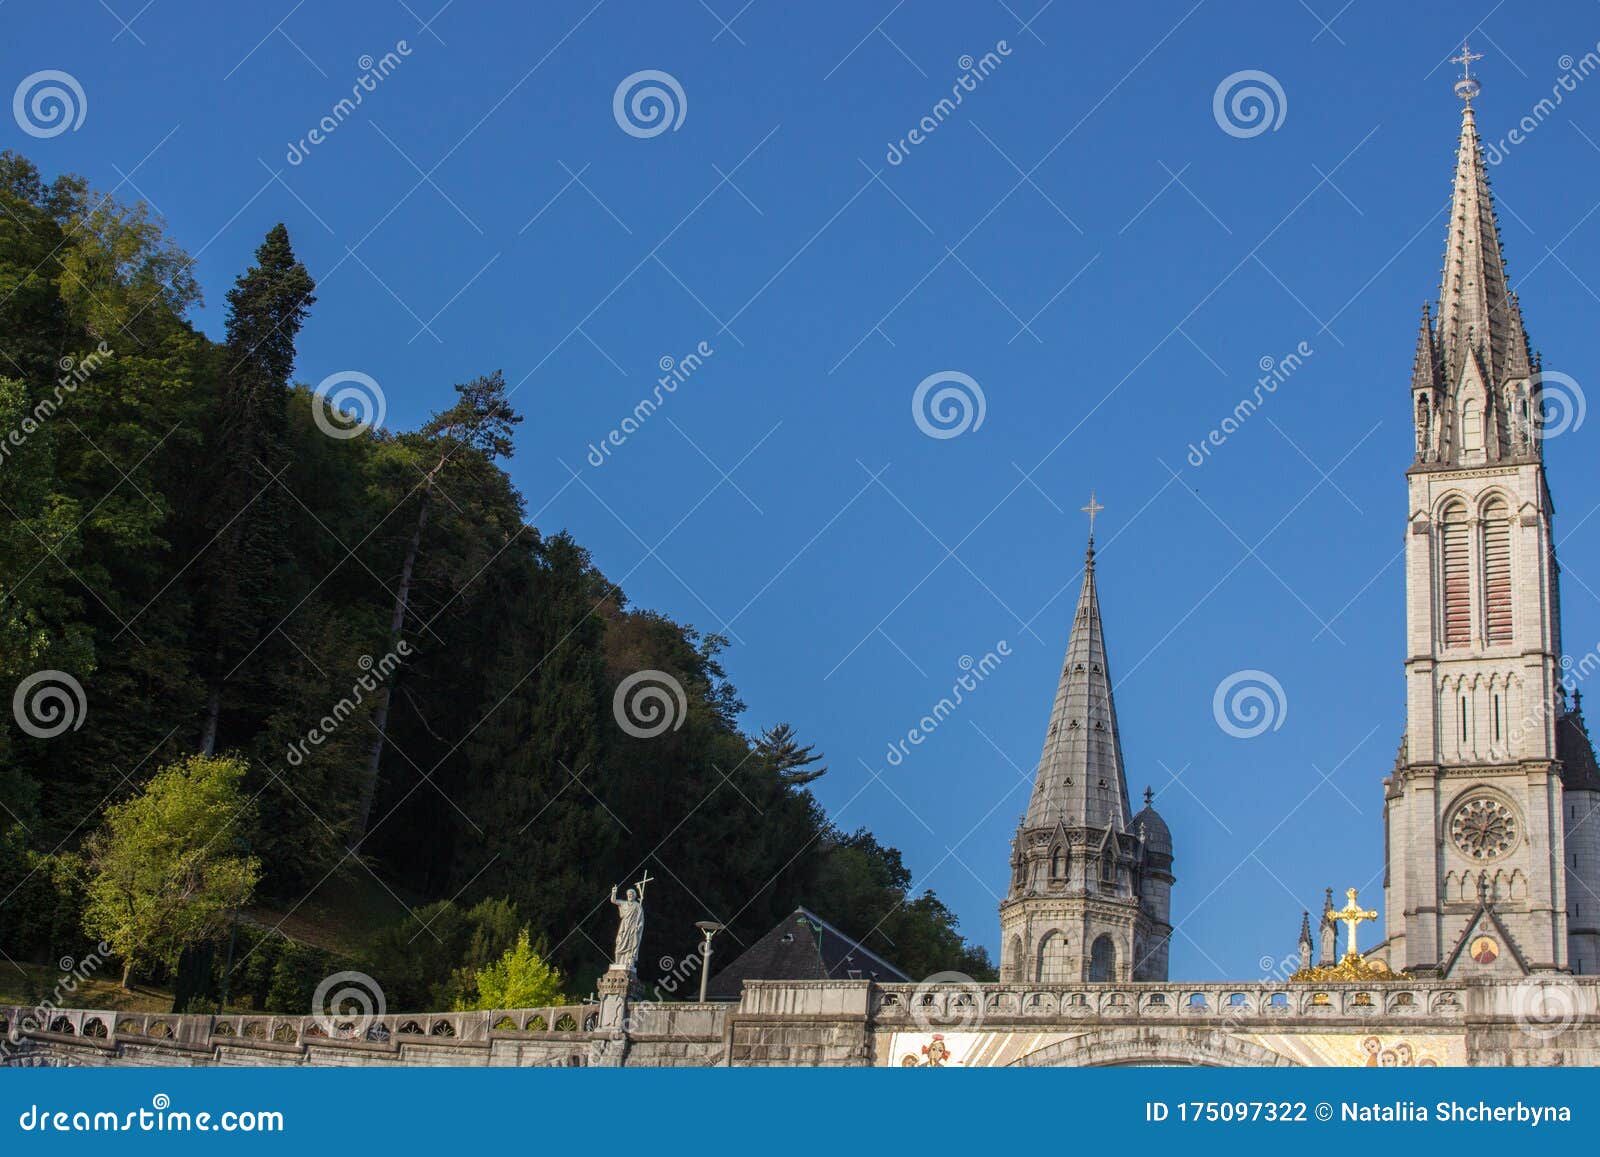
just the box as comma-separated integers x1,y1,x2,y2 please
1382,71,1600,976
999,529,1174,982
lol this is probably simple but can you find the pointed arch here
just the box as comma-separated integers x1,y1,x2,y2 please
1037,931,1072,983
1482,496,1512,644
1440,501,1471,648
1088,934,1116,982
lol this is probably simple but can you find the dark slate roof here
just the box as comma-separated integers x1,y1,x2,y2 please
1559,699,1600,793
703,908,909,1001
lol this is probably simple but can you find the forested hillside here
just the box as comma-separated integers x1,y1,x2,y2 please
0,152,990,1010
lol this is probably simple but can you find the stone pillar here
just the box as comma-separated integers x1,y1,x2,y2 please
588,967,640,1067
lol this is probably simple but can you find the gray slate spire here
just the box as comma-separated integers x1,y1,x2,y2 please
1023,536,1131,832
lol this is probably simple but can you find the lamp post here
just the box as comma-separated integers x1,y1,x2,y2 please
694,920,725,1002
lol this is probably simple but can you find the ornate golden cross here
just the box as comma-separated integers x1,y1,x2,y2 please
1332,887,1378,957
1081,491,1104,536
1450,41,1483,82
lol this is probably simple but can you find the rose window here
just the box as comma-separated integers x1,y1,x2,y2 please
1450,797,1517,861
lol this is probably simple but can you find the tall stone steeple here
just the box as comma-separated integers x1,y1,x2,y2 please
1022,536,1132,833
1381,55,1600,977
1000,503,1174,983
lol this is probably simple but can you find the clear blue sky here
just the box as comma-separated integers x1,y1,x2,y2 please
8,0,1600,979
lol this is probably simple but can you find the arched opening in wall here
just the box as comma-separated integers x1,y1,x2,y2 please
1483,498,1512,644
1007,934,1024,981
1037,932,1072,983
1050,846,1066,878
1089,935,1116,982
1440,502,1471,647
1462,398,1484,452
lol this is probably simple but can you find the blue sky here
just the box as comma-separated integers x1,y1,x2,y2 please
8,0,1600,979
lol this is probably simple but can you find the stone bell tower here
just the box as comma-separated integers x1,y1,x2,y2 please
999,498,1174,983
1381,53,1600,976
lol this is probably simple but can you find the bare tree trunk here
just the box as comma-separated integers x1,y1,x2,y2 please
199,682,220,755
350,486,431,847
120,959,133,992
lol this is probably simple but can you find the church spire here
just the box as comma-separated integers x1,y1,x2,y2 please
1435,54,1523,389
1024,512,1131,833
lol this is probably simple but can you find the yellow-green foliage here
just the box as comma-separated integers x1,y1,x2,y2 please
456,929,566,1011
82,754,260,983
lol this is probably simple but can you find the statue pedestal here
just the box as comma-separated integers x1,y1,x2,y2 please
589,968,639,1068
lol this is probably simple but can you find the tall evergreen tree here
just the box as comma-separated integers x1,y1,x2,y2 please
193,225,314,754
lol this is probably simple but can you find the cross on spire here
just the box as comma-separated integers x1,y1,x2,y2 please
1451,41,1483,102
1081,490,1104,537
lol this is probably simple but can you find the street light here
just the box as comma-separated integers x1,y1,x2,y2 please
694,920,725,1002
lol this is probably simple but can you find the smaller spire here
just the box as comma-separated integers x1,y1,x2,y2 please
1298,910,1313,947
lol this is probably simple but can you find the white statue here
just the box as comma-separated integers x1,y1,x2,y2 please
610,873,651,974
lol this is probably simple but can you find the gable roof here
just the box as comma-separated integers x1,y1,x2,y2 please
703,908,909,1001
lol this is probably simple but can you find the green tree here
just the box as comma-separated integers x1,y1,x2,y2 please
456,929,566,1011
758,722,828,786
82,753,260,988
194,224,315,755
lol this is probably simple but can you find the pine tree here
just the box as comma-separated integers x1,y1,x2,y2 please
194,225,315,754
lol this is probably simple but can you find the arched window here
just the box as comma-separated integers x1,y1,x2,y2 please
1006,934,1024,981
1050,847,1066,878
1088,935,1116,982
1440,503,1471,647
1462,397,1484,452
1483,498,1512,643
1037,932,1072,983
1100,850,1115,883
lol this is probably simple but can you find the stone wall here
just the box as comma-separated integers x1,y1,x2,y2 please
6,976,1599,1067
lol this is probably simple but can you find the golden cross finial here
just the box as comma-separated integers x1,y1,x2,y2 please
1081,491,1104,537
1451,42,1483,103
1331,887,1379,957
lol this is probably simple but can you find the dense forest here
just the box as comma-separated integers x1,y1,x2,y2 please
0,151,991,1012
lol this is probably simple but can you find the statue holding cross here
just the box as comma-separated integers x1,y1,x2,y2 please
609,871,654,975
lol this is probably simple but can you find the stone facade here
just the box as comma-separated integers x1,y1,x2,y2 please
1381,94,1600,978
